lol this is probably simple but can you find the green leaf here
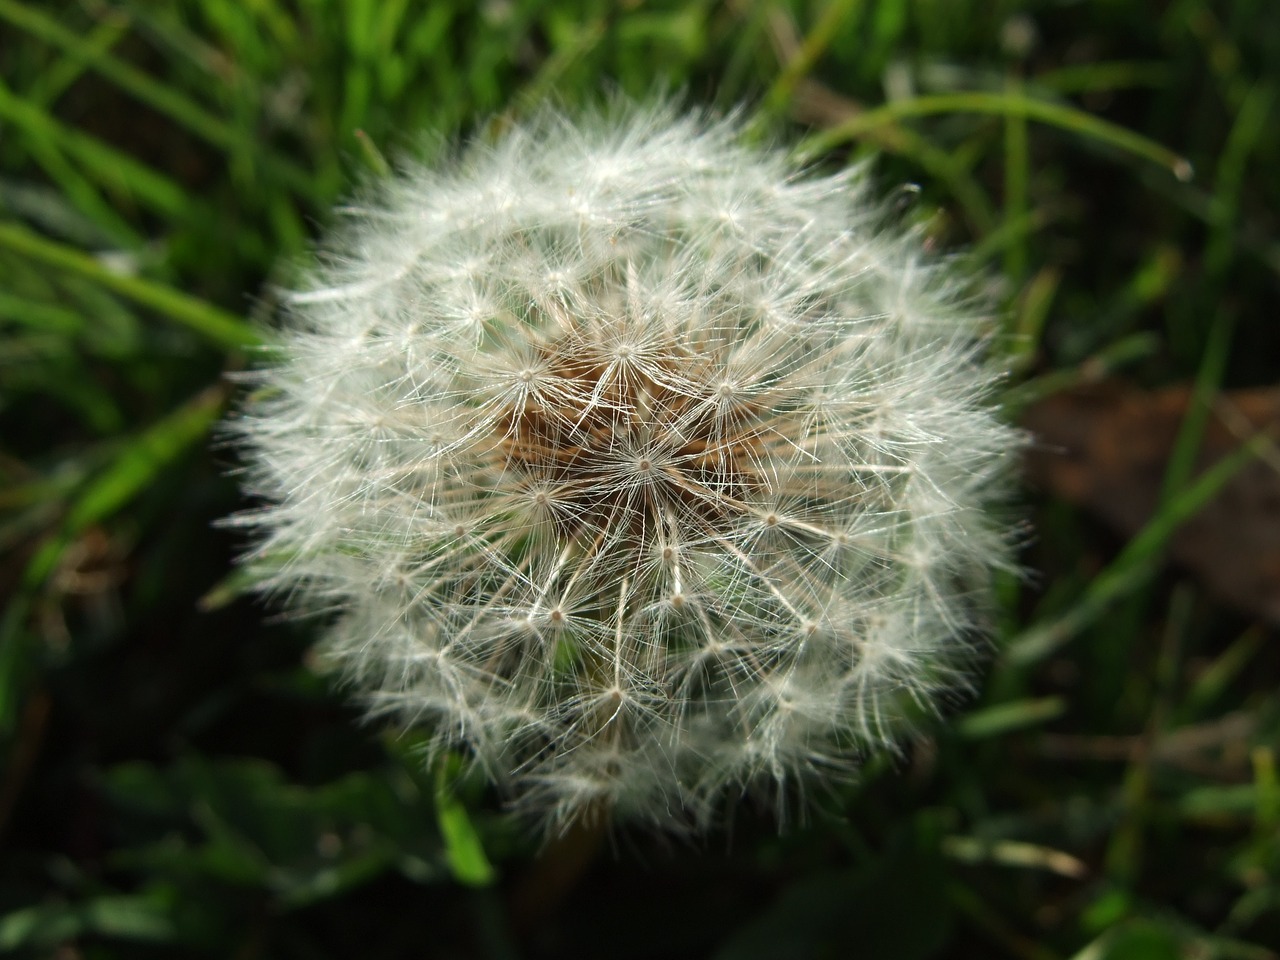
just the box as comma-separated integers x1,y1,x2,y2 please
434,758,496,888
103,757,447,904
714,819,950,960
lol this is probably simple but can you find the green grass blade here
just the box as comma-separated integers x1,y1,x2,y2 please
799,90,1193,180
1182,627,1264,716
23,386,226,588
1035,61,1171,95
1005,434,1268,667
1205,84,1273,280
0,0,322,201
25,9,130,108
0,598,35,736
880,125,998,235
0,292,87,335
12,136,143,247
957,696,1066,740
942,836,1086,878
0,77,189,219
0,222,261,349
759,0,863,121
1158,312,1234,506
1002,74,1030,282
516,17,607,110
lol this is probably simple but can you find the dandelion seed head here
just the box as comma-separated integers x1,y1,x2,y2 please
230,103,1020,833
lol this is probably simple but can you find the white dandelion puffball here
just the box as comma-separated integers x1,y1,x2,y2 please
233,104,1019,832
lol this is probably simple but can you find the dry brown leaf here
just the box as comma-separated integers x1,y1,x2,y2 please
1022,381,1280,623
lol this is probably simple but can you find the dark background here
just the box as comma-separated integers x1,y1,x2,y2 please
1,1,1277,957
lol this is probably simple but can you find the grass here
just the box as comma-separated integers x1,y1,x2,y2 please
1,1,1277,958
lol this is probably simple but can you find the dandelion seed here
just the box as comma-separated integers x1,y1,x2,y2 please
229,102,1020,833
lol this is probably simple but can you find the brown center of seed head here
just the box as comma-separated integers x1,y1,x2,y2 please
498,336,768,538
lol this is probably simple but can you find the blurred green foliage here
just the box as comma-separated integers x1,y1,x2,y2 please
1,1,1277,957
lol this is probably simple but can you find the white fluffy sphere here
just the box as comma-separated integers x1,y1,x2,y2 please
231,104,1019,832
